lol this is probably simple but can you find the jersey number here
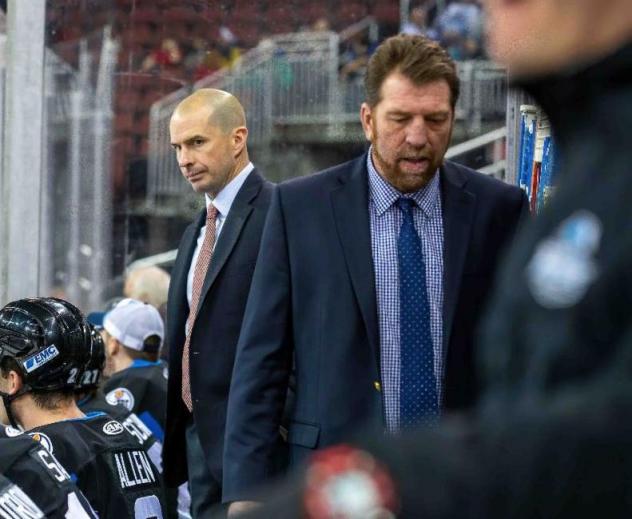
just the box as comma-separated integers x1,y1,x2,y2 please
80,369,99,386
134,495,162,519
66,368,79,385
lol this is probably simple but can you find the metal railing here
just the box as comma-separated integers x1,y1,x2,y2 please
456,60,507,131
446,126,507,178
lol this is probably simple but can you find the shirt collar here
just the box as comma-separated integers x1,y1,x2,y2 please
366,147,441,217
129,359,161,369
205,162,254,218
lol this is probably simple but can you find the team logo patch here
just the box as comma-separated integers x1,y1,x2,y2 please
22,345,59,373
526,210,602,309
103,420,125,436
3,425,22,437
29,432,54,453
106,387,135,411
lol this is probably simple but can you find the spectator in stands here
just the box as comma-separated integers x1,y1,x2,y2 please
188,27,242,81
184,37,211,80
142,38,183,73
217,25,242,67
339,32,375,81
433,0,483,59
400,4,438,40
311,17,331,33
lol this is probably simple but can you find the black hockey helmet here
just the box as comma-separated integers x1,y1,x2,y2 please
0,297,92,393
75,323,106,391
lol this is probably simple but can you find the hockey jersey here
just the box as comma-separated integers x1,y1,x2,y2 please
102,360,168,442
0,435,97,518
26,412,166,518
79,391,189,518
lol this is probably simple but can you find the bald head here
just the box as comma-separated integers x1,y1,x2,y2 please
172,88,246,134
123,266,170,309
169,88,250,196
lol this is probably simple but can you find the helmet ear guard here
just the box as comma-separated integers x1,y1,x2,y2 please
0,345,33,429
75,324,106,392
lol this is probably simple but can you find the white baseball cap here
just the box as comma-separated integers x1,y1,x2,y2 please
103,298,164,352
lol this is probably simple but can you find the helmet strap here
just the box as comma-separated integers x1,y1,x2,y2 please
0,386,29,429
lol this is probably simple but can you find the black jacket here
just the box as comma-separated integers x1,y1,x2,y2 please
163,169,274,490
380,42,632,519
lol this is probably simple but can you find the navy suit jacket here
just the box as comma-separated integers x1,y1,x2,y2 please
162,169,273,488
223,155,527,501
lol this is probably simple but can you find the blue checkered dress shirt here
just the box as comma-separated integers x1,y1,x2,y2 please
367,150,444,432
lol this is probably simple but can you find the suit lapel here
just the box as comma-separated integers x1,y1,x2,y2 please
330,156,380,368
197,170,262,307
441,161,476,359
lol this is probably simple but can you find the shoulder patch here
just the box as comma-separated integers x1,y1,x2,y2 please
3,425,23,438
526,210,602,309
102,420,125,436
28,432,54,454
105,387,135,411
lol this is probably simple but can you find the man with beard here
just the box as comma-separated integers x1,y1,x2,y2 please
224,34,527,514
236,0,632,517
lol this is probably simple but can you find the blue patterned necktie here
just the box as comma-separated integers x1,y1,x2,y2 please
397,198,438,428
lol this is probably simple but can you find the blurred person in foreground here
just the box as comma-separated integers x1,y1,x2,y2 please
241,0,632,517
163,88,274,517
224,33,527,516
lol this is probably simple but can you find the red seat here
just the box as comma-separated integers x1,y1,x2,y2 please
115,112,135,134
263,5,297,32
371,2,401,25
232,24,262,48
116,90,141,111
129,6,161,23
338,3,370,27
163,6,200,24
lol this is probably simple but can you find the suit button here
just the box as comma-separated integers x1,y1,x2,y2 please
374,381,381,392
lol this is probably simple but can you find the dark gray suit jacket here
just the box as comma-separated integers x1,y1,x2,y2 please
223,155,527,501
163,169,273,489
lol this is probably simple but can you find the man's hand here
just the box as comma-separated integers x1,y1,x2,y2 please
227,501,261,517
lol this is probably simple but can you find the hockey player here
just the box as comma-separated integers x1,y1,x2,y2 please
0,435,97,518
101,299,168,443
76,324,163,473
77,324,190,518
0,297,167,518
